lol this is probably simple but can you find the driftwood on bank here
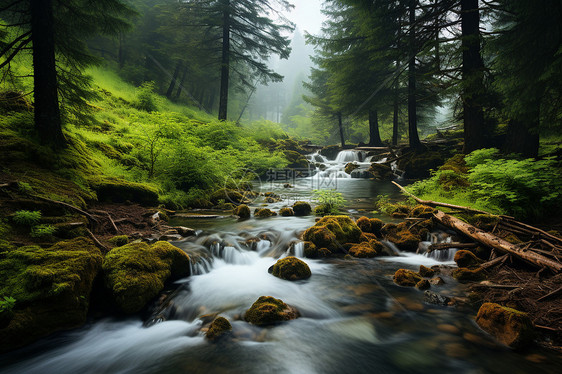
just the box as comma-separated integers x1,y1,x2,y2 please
433,210,562,273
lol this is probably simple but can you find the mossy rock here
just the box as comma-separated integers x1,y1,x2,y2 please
206,317,232,341
356,217,383,237
102,241,190,314
209,188,249,205
244,296,299,326
410,205,436,218
302,241,331,258
349,242,377,258
415,279,431,290
302,226,337,253
452,267,485,282
320,145,341,160
419,265,435,278
454,250,482,268
0,237,102,352
393,269,423,287
109,235,129,247
90,177,158,206
369,163,394,180
271,256,311,281
292,201,312,216
284,150,309,169
315,216,362,243
254,208,277,218
344,162,359,174
279,207,294,217
233,204,251,219
384,222,421,252
0,90,33,113
476,303,535,349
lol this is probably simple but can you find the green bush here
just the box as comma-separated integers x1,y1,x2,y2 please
134,82,158,112
12,210,41,226
0,296,16,313
30,224,57,238
313,189,346,215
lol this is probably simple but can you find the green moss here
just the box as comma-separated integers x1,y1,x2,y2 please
454,250,482,268
419,265,435,278
410,205,436,218
398,150,444,179
292,201,312,216
476,303,535,349
0,238,102,352
254,208,277,218
393,269,422,287
89,177,159,206
102,241,190,313
383,222,421,252
348,242,377,258
210,188,248,205
415,279,430,290
233,204,251,219
244,296,299,326
314,216,362,243
271,256,311,281
344,163,359,174
453,267,485,282
206,317,232,341
109,235,129,247
356,217,384,237
320,145,340,160
279,207,294,217
369,163,394,179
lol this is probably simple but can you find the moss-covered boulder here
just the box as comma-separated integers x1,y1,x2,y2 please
206,317,232,341
271,257,311,281
244,296,299,326
302,241,331,258
369,163,394,180
233,204,251,219
476,303,535,349
356,217,383,237
393,269,423,287
410,205,436,218
0,237,102,352
90,177,158,206
452,267,485,282
398,151,444,179
344,162,359,174
415,279,431,290
349,242,377,258
383,222,421,252
320,145,341,160
254,208,277,218
279,207,295,217
284,150,309,169
102,241,190,314
454,250,482,268
292,201,312,216
109,235,129,247
419,265,436,278
210,188,249,205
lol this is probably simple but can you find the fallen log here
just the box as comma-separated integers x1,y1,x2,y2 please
433,210,562,273
479,254,509,270
428,242,478,252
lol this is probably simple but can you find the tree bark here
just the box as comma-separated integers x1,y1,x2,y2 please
30,0,65,148
166,60,182,99
433,210,562,273
368,109,384,146
408,0,421,149
461,0,487,154
337,111,345,148
218,0,231,121
174,65,188,100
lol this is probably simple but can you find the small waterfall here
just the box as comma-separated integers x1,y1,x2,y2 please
422,232,458,262
335,150,364,163
308,151,329,163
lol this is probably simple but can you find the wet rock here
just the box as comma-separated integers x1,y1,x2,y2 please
454,250,482,268
429,277,445,286
292,201,312,216
415,279,431,290
279,207,294,217
254,208,277,218
206,317,232,341
320,145,341,160
349,242,377,258
210,188,249,205
369,163,394,180
437,324,460,334
109,235,129,247
344,162,360,174
444,342,469,358
356,217,383,237
233,204,251,219
419,265,435,278
383,222,421,252
393,269,422,287
423,290,451,306
174,226,196,237
453,267,485,282
270,256,311,281
102,241,190,314
244,296,299,326
475,303,535,349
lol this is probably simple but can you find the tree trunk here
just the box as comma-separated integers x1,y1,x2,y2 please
408,0,421,149
174,66,188,100
433,210,562,273
461,0,487,154
218,0,230,121
30,0,65,148
503,114,540,158
118,33,125,69
337,112,345,148
368,109,383,146
166,60,182,99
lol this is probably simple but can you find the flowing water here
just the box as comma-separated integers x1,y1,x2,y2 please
2,150,561,374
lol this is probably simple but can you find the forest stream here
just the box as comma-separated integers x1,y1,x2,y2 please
1,150,561,374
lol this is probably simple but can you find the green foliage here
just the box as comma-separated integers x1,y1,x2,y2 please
134,82,158,112
17,182,33,194
30,225,57,238
408,149,562,220
313,189,346,215
0,296,16,313
12,210,41,226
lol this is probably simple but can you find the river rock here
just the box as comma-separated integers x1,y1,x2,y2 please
254,208,277,218
302,216,362,256
270,256,311,281
244,296,299,326
356,217,383,237
0,238,103,352
453,267,485,282
102,241,190,314
233,204,251,219
174,226,196,237
349,242,378,258
419,265,435,278
292,201,312,216
393,269,422,287
383,222,421,252
415,279,431,290
475,303,535,349
206,317,232,341
454,250,482,268
423,290,451,306
279,207,294,217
